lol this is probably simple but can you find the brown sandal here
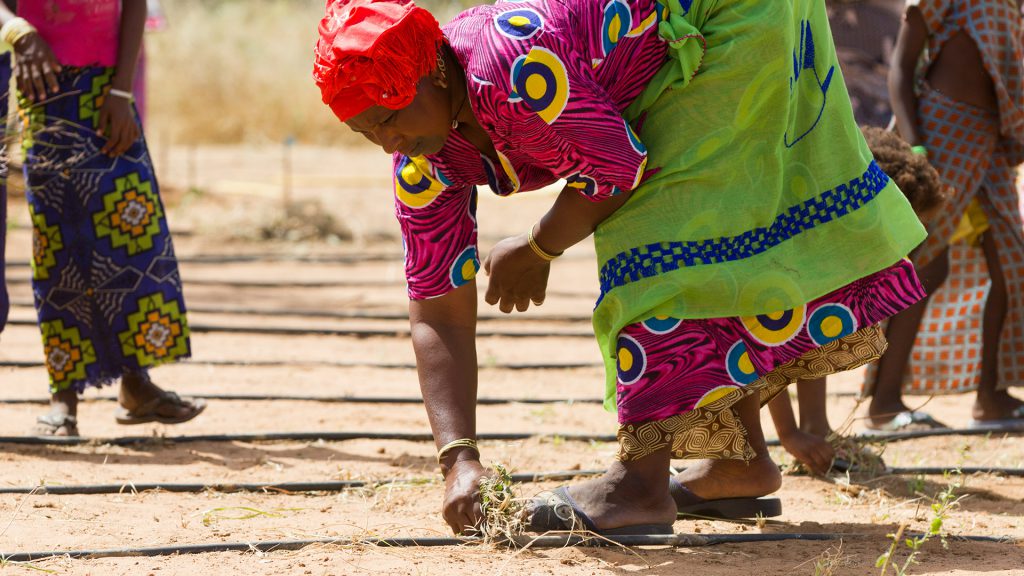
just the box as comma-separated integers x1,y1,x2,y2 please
115,391,206,425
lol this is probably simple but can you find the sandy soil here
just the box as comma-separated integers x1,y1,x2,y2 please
2,146,1023,575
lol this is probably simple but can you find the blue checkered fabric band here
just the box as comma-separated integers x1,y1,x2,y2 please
598,160,889,299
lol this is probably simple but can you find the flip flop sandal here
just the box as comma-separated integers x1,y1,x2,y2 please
968,406,1024,431
669,478,782,519
115,391,207,425
860,410,949,436
527,486,674,536
33,412,80,437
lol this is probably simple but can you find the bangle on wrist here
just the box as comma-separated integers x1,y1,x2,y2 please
107,88,134,102
437,438,479,465
527,226,561,261
910,145,928,157
1,17,36,46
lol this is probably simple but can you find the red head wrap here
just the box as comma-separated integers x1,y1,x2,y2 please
313,0,444,122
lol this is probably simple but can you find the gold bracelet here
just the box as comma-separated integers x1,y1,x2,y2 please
527,227,561,261
437,438,479,464
1,17,36,46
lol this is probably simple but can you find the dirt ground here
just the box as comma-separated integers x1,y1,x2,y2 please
1,145,1023,575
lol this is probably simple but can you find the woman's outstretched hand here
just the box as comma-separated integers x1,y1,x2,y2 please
442,458,489,534
483,233,551,313
11,32,61,103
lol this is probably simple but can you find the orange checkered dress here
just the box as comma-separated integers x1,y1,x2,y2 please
891,0,1024,395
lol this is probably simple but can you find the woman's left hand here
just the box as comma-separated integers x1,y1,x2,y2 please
483,233,551,313
97,93,139,157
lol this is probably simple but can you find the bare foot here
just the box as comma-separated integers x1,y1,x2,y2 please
673,454,782,501
866,401,913,429
973,390,1024,421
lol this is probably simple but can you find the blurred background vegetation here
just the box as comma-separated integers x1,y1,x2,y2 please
145,0,484,146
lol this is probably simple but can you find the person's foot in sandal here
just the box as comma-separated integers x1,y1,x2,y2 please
31,388,81,436
527,458,677,534
671,454,783,519
115,370,206,425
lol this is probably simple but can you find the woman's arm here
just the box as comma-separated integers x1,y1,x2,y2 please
97,0,146,156
888,8,929,145
483,186,632,313
409,282,488,534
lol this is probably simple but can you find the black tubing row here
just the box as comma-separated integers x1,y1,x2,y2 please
1,427,1020,447
0,470,605,495
0,394,606,405
2,318,593,339
0,359,600,370
3,466,1021,495
7,300,594,323
1,532,1015,562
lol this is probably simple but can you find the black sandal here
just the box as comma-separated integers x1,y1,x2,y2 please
527,486,675,536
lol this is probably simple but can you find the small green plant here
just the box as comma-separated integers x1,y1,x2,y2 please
876,470,963,575
905,474,927,496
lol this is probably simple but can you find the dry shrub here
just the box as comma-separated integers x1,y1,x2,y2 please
146,0,484,145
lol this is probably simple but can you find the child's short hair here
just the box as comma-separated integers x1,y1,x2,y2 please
861,126,948,218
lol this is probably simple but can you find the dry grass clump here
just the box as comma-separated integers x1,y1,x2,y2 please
146,0,484,145
476,464,526,544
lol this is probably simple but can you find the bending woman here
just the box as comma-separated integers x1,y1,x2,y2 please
314,0,927,534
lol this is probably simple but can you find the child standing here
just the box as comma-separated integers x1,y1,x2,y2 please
868,0,1024,431
0,1,203,436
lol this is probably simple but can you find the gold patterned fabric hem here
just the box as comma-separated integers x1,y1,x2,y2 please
616,325,888,461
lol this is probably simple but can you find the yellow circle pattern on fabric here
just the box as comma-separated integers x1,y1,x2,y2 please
513,47,570,125
807,303,857,346
449,246,479,288
696,385,740,408
726,340,759,385
494,8,544,40
740,304,806,347
394,156,446,209
616,334,646,385
601,0,632,55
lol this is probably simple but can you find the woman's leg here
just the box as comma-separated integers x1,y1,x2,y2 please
672,394,782,499
868,250,949,426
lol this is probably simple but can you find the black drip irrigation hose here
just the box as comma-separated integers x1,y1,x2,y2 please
4,466,1022,496
0,470,605,495
8,300,594,324
0,394,606,406
0,359,600,370
1,427,1021,447
2,318,594,339
4,253,402,268
0,431,616,446
1,533,1016,561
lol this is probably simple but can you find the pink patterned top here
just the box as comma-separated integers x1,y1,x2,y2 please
20,0,120,67
394,0,668,299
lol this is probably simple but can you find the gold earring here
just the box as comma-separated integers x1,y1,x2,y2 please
436,48,447,81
